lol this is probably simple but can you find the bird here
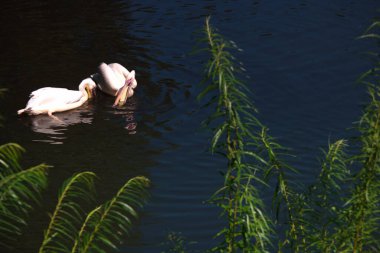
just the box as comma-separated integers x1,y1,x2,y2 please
113,70,136,107
91,63,137,107
17,79,96,120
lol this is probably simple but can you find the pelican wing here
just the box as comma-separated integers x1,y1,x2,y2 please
30,87,69,98
27,88,83,108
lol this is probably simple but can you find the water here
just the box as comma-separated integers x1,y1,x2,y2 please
0,0,378,252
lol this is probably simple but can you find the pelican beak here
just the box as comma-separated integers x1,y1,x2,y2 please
85,85,93,99
113,72,135,107
113,84,131,107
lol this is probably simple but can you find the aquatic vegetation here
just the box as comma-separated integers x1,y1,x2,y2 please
199,17,380,252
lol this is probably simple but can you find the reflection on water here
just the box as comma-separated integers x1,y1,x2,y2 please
24,98,140,143
108,99,139,135
27,106,94,144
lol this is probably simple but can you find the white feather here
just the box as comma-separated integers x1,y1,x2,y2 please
18,79,96,117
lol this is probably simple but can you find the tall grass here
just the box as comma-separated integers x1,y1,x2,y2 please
346,18,380,251
199,17,380,252
199,17,296,252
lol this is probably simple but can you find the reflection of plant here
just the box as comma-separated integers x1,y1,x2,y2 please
199,17,380,253
0,143,49,249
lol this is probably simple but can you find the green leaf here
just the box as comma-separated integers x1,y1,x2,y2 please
39,171,96,253
0,143,49,250
73,176,150,253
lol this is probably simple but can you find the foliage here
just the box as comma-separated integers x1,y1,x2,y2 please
342,17,380,252
199,16,380,253
161,232,198,253
299,140,351,252
39,172,97,253
0,141,150,253
0,58,150,253
72,176,150,253
200,17,274,252
0,143,50,249
38,174,150,253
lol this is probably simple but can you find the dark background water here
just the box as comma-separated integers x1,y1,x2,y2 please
0,0,379,252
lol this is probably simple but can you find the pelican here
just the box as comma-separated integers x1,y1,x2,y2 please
17,79,96,120
91,62,137,107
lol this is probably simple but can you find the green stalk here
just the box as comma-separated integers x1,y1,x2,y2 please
202,17,272,252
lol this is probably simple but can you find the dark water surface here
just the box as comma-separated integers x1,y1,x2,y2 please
0,0,379,252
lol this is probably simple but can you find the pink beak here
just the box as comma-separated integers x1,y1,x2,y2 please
113,70,135,107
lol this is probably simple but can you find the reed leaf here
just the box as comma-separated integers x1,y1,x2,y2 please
72,176,150,253
300,140,351,252
342,17,380,252
39,171,96,253
201,17,274,252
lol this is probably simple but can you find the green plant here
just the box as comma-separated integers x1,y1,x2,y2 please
200,17,273,252
199,16,380,253
298,140,350,252
0,143,50,249
280,18,380,253
38,173,150,253
71,176,150,253
0,142,150,253
39,171,96,253
162,232,197,253
341,18,380,252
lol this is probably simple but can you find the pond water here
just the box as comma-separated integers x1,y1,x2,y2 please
0,0,379,252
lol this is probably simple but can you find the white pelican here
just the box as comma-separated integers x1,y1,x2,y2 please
90,62,137,107
17,79,96,120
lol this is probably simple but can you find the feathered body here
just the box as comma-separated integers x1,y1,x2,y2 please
96,63,137,96
17,80,95,117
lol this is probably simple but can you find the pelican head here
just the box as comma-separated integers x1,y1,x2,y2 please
113,70,135,107
84,82,97,99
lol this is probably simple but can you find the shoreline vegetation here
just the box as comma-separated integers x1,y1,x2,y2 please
195,16,380,252
1,15,380,253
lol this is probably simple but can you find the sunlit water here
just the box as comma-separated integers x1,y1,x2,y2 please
0,1,378,252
